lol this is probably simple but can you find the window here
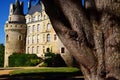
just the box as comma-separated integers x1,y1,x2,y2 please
61,47,65,53
47,34,50,42
32,46,34,53
18,35,22,40
28,36,30,44
54,34,57,40
27,47,30,53
27,26,30,34
32,35,35,43
43,46,45,53
37,46,39,54
29,18,31,22
38,15,41,21
37,34,40,43
32,16,35,22
6,35,9,41
32,25,35,32
37,24,40,31
46,48,50,53
47,23,51,30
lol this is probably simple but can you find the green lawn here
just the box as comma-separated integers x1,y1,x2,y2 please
10,67,81,75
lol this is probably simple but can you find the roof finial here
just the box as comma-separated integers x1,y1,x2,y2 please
28,0,32,10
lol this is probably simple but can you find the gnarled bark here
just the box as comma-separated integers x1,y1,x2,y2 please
42,0,120,80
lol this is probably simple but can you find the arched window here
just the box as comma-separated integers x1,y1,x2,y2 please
18,35,22,40
47,34,50,42
6,35,9,41
61,47,65,53
46,48,50,53
47,23,51,30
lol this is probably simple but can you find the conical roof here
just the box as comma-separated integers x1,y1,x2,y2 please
13,0,24,15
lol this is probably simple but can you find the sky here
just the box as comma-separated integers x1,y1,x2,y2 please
0,0,37,44
0,0,84,45
0,0,27,44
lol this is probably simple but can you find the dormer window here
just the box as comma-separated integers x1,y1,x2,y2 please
47,23,51,30
47,34,50,42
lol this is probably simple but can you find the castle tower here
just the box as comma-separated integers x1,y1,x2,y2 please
4,0,27,67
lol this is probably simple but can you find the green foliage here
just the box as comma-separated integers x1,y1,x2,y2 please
9,53,42,67
0,44,4,67
44,52,66,67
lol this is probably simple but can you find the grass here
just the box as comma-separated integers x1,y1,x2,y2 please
10,67,81,75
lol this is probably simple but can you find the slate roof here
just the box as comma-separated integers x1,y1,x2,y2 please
13,0,24,15
28,2,42,15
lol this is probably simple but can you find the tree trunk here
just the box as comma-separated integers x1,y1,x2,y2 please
42,0,120,80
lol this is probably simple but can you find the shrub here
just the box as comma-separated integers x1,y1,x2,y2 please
44,52,66,67
0,44,4,67
9,53,42,67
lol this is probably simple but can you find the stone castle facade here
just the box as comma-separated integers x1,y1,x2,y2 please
4,0,73,67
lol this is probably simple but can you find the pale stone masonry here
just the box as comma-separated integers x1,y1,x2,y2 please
4,0,73,67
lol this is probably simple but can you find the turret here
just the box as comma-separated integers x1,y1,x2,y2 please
4,0,27,67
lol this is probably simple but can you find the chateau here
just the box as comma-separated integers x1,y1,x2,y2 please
4,0,73,67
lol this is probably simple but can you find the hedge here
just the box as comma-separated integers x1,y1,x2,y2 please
9,53,42,67
44,52,66,67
